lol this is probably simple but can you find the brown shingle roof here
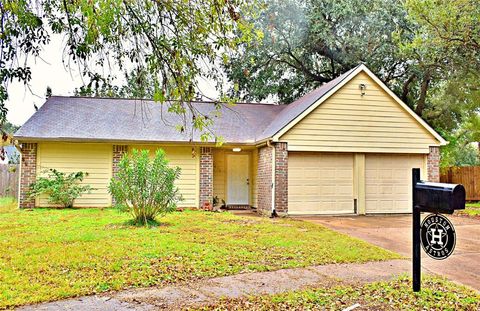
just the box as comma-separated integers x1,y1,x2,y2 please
14,96,286,144
14,67,358,144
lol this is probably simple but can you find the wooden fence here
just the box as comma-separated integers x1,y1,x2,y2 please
440,166,480,201
0,164,19,198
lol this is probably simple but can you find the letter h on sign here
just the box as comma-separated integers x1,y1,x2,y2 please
430,228,444,246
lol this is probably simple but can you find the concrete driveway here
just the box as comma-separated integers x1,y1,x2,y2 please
298,214,480,291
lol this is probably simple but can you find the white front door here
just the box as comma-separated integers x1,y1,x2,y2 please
227,154,249,205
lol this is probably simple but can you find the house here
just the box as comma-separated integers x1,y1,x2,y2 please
14,65,446,215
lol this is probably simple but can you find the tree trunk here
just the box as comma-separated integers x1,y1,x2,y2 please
401,75,415,103
415,70,431,116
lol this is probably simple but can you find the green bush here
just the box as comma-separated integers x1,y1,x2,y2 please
29,169,93,208
109,149,182,225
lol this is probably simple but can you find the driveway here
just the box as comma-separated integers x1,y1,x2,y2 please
298,215,480,291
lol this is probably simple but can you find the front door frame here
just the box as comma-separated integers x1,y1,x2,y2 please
226,152,251,206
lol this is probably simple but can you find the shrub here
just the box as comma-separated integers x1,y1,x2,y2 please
109,149,182,225
29,169,93,208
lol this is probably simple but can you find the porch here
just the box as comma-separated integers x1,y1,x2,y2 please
212,147,258,209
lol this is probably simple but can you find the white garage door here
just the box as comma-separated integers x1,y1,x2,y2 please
289,152,354,215
365,154,425,214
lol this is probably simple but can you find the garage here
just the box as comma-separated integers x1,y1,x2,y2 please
275,66,444,216
288,152,354,215
365,154,425,214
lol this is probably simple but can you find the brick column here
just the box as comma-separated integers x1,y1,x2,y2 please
113,145,128,178
112,145,128,205
19,143,37,208
427,146,440,182
257,146,273,215
199,147,213,208
257,143,288,216
274,142,288,214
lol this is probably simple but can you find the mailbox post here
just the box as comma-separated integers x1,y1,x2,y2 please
411,168,466,292
412,169,421,292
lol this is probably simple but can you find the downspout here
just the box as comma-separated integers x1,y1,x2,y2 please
267,140,277,218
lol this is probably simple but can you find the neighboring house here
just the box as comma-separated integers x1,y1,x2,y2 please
14,65,446,215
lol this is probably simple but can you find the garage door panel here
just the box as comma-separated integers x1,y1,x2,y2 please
289,152,354,215
366,154,424,213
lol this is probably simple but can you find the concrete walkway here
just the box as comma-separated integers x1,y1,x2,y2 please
299,215,480,291
18,259,411,311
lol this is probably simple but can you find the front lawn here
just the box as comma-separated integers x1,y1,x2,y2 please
462,202,480,217
198,276,480,310
0,199,398,309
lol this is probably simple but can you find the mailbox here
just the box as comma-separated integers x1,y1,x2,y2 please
414,181,466,214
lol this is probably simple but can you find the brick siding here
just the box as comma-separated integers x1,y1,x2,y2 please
274,142,288,214
199,147,213,208
19,143,37,208
256,146,273,215
112,145,128,205
256,143,289,216
112,145,128,178
427,146,440,182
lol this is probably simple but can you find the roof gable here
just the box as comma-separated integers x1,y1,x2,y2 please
258,65,360,141
280,71,442,153
272,64,446,146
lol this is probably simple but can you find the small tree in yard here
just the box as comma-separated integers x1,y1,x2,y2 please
109,149,182,225
29,169,93,208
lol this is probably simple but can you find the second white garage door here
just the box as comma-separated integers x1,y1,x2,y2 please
365,154,425,214
289,152,354,215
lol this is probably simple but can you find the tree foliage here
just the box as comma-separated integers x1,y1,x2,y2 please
109,149,182,226
28,169,93,208
402,0,480,164
225,0,479,165
225,0,416,104
399,0,479,128
1,0,260,140
226,0,478,124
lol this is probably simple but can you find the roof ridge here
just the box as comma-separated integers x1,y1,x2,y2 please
48,95,278,106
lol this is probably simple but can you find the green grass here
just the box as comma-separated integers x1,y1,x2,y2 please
0,199,398,309
462,202,480,217
198,276,480,310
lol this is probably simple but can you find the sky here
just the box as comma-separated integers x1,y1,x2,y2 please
5,34,83,126
5,34,220,126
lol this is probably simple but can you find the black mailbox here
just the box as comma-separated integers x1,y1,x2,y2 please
414,181,466,214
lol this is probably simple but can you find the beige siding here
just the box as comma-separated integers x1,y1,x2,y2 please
36,143,113,207
288,152,354,214
280,72,439,153
213,149,226,204
365,154,426,213
129,145,199,208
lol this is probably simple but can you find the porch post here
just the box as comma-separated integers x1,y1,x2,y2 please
199,147,213,208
